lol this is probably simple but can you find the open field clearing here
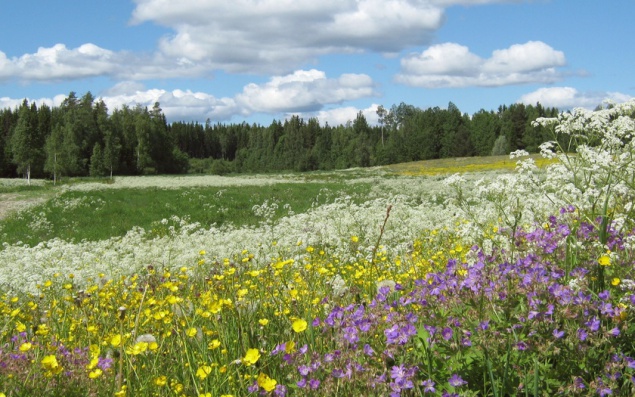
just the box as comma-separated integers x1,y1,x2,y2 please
385,153,557,176
1,102,635,396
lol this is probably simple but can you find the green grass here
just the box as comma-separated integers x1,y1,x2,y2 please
0,182,373,247
0,184,49,194
0,154,540,247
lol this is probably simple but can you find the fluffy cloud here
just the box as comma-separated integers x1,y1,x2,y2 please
131,0,447,72
313,104,380,126
0,0,527,81
518,87,634,109
92,69,376,122
99,85,241,121
0,44,210,83
0,44,116,81
235,69,376,113
396,41,566,88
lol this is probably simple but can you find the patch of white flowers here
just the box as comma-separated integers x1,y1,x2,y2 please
0,178,46,187
0,180,457,293
1,99,634,293
60,174,306,191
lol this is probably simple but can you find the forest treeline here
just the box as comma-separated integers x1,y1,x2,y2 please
0,91,564,180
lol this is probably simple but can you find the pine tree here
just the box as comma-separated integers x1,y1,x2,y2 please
89,143,105,177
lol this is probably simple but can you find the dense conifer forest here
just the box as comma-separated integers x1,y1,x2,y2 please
0,91,562,179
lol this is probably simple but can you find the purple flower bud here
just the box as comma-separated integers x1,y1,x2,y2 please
478,320,489,331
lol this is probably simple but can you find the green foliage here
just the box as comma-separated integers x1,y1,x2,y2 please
210,158,232,175
89,144,106,177
491,135,510,156
10,100,43,182
0,92,561,180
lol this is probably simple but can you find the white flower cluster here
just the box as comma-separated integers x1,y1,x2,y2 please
0,177,460,293
0,178,46,187
60,174,305,191
2,100,634,294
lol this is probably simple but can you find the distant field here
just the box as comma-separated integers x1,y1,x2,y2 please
0,155,519,243
386,153,555,176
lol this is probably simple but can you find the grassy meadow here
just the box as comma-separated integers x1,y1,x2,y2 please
1,101,635,397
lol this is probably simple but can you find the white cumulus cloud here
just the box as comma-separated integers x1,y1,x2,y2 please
396,41,566,88
0,44,117,81
90,69,375,122
235,69,376,113
0,0,530,81
130,0,448,72
518,87,634,109
313,104,381,126
99,84,241,121
0,44,210,83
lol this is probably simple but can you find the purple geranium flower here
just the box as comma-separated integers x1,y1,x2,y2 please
553,328,565,339
442,327,453,341
448,374,467,387
422,379,436,393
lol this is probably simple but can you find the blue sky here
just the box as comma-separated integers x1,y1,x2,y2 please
1,0,633,125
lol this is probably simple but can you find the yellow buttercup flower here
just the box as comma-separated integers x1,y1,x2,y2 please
598,255,611,266
243,348,260,366
114,385,127,397
292,318,308,333
19,342,32,352
154,376,167,386
196,365,212,380
257,373,277,392
285,340,296,354
110,334,122,347
87,357,99,370
15,322,26,333
125,341,149,355
41,355,63,376
88,368,103,379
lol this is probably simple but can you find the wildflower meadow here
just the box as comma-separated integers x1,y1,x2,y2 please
1,100,635,396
